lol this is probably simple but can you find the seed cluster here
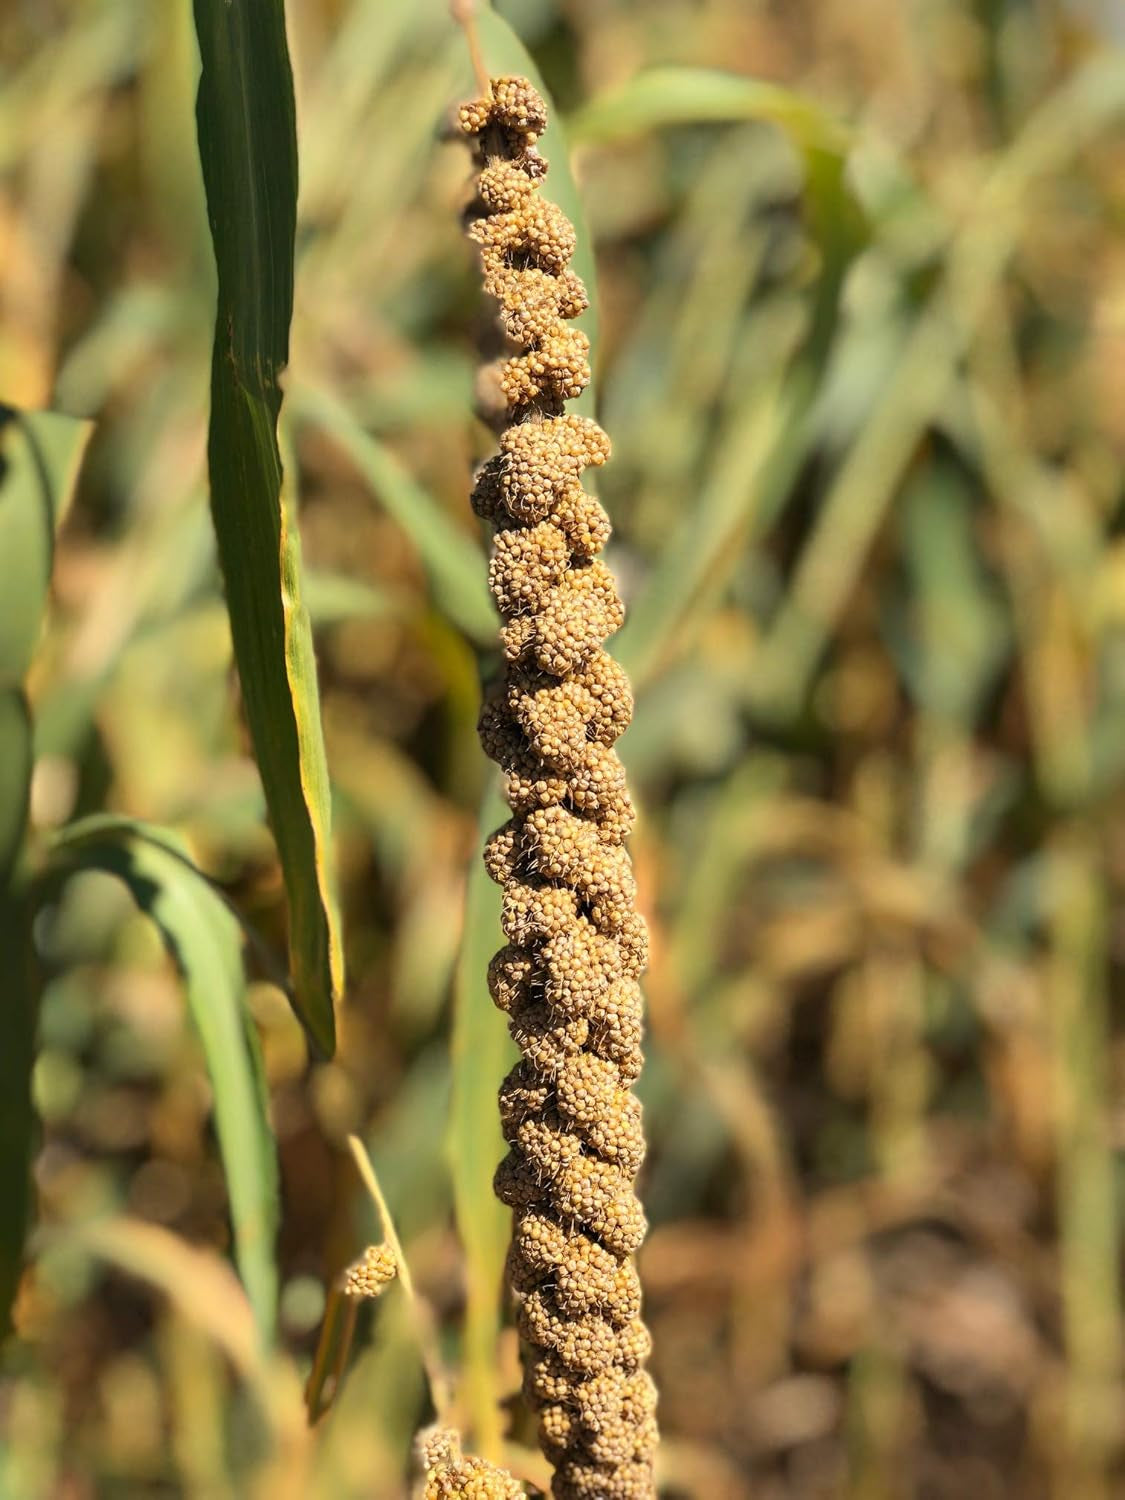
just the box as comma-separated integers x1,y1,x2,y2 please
459,78,657,1500
420,1428,524,1500
342,1242,397,1301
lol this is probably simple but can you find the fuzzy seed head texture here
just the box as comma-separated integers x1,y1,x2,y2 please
342,1242,398,1300
459,77,657,1499
418,1427,524,1500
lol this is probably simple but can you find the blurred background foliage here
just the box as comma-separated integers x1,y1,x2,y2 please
2,0,1125,1496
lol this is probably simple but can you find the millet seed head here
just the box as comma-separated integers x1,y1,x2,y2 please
517,1291,628,1377
540,915,614,1018
342,1242,397,1300
500,327,592,407
500,879,580,947
461,74,655,1498
477,159,536,214
511,1213,643,1322
552,1154,648,1257
524,1349,575,1407
490,76,549,136
498,1062,554,1140
419,1426,525,1500
553,1457,655,1500
498,417,610,523
508,1000,590,1076
487,944,539,1013
488,522,570,617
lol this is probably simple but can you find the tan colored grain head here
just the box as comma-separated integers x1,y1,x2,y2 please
459,76,658,1500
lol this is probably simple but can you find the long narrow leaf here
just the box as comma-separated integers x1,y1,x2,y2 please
0,874,37,1341
568,65,850,156
0,407,93,687
0,408,92,875
44,815,280,1344
289,381,494,644
750,52,1125,718
62,1216,307,1457
193,0,342,1056
0,691,32,887
614,369,810,689
0,406,91,1337
567,66,867,264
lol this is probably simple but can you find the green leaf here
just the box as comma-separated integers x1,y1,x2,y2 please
897,465,1009,727
61,1215,305,1441
0,875,37,1340
569,64,849,151
0,690,32,888
447,781,515,1461
193,0,342,1057
44,815,280,1344
0,406,93,688
470,8,599,419
303,569,395,629
0,405,91,1339
289,381,494,644
749,52,1125,722
567,66,867,264
615,366,813,689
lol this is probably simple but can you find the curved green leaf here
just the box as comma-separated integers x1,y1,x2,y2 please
750,51,1125,721
44,815,279,1344
569,65,850,152
0,404,91,1339
614,367,812,689
0,408,92,879
193,0,342,1057
61,1216,305,1444
0,406,93,688
289,381,494,643
0,873,37,1342
559,67,870,689
0,690,32,887
567,65,868,263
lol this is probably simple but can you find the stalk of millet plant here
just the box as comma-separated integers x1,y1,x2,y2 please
458,76,658,1500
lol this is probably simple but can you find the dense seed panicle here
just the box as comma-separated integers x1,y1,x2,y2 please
419,1427,525,1500
342,1241,397,1300
459,77,657,1499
